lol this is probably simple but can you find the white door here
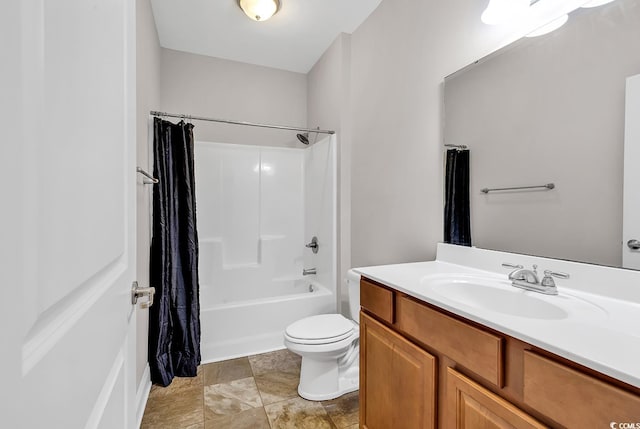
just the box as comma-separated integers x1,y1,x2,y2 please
3,0,138,428
623,74,640,270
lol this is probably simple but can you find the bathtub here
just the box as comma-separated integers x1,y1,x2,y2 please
200,279,335,363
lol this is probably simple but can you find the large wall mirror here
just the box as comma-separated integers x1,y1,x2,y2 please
444,0,640,268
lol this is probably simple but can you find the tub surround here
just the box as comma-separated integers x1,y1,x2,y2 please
354,243,640,389
196,137,337,362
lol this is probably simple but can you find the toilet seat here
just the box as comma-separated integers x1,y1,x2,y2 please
285,314,355,345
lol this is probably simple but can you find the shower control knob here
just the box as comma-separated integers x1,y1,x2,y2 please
628,239,640,250
305,236,319,254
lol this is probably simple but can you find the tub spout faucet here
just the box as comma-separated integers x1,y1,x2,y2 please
303,268,317,276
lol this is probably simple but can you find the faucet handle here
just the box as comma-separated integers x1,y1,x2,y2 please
305,236,319,254
502,263,524,269
543,270,570,279
541,270,570,287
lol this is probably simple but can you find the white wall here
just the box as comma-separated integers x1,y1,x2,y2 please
135,0,161,389
348,0,543,268
160,48,308,147
307,34,352,314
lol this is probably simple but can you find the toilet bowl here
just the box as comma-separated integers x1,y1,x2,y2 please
283,270,361,401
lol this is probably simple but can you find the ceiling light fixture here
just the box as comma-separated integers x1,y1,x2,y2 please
237,0,280,22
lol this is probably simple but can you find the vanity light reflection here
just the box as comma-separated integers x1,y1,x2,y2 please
481,0,529,25
482,0,619,37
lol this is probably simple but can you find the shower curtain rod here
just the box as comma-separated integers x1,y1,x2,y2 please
444,144,468,150
150,111,335,135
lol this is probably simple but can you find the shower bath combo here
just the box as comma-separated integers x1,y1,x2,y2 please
149,111,337,363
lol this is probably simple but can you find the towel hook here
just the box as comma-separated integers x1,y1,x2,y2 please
136,167,159,184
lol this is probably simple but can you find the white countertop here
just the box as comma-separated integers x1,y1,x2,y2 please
354,257,640,389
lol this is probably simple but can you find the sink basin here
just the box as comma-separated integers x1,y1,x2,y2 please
419,275,606,321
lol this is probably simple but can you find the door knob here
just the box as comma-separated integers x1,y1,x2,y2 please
627,239,640,250
131,281,156,309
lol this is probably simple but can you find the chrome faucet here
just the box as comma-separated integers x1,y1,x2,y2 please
507,264,540,284
501,263,568,295
303,268,317,276
305,236,319,254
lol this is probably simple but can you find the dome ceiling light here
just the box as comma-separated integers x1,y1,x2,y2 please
237,0,280,22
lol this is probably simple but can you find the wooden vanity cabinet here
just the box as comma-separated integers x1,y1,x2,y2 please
359,277,640,429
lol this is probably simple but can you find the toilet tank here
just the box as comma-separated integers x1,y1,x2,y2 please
346,270,361,320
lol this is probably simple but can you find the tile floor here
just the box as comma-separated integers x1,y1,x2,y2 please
141,349,359,429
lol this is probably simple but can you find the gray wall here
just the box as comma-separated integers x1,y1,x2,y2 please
160,49,308,147
307,34,352,315
135,0,161,388
348,0,527,267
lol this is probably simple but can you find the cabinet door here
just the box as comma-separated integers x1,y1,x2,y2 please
360,312,436,429
523,351,640,428
446,368,547,429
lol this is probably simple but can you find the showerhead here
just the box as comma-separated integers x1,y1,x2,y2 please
296,133,310,145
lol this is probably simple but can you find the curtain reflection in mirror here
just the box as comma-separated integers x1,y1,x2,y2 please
444,149,472,246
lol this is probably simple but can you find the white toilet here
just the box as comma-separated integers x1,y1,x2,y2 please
284,270,361,401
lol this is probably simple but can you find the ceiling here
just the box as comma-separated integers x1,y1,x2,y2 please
150,0,383,74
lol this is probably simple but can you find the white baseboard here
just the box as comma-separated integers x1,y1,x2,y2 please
135,364,152,429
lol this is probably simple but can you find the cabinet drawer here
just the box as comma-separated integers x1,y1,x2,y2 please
396,296,504,386
523,351,640,428
360,278,394,324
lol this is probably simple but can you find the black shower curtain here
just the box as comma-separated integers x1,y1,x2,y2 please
149,118,201,387
444,148,471,246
